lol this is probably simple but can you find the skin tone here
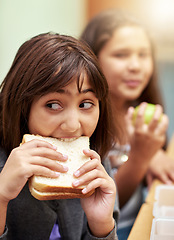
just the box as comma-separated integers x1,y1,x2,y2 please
0,77,115,237
98,25,169,208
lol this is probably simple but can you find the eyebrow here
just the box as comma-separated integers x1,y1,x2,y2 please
114,46,151,51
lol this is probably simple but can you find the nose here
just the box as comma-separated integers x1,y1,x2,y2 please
60,111,81,133
128,55,141,71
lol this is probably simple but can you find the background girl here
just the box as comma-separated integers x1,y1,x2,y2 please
80,9,170,240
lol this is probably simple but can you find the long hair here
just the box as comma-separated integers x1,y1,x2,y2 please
0,32,120,158
80,9,164,108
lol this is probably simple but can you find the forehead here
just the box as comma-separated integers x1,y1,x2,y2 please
111,26,151,48
58,74,94,93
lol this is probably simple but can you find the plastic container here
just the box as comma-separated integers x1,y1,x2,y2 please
150,218,174,240
153,185,174,218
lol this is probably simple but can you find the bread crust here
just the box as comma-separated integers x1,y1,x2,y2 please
29,184,95,200
30,180,84,193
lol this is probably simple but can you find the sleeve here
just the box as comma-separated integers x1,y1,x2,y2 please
102,157,120,223
0,225,8,240
87,222,118,240
0,148,8,240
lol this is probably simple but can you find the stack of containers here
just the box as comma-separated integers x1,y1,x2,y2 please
150,185,174,240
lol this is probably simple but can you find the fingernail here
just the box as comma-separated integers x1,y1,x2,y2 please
54,172,60,177
73,180,80,186
84,149,90,153
166,180,173,185
62,154,68,159
62,165,68,171
82,188,87,194
74,170,80,177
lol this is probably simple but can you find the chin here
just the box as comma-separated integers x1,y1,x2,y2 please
124,91,142,102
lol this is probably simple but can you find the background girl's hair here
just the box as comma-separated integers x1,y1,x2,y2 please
80,8,164,108
0,32,120,157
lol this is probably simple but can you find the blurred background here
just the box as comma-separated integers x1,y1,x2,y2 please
0,0,174,140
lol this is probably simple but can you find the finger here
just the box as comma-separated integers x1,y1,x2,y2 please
82,178,105,195
83,149,101,161
146,172,153,188
157,171,173,185
29,146,68,162
148,105,163,131
82,176,115,195
165,169,174,184
134,102,147,128
73,166,104,188
125,106,134,123
26,164,61,179
74,158,101,177
21,139,58,151
155,114,169,135
30,156,69,173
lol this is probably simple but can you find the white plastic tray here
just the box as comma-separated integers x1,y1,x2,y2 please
153,185,174,218
150,218,174,240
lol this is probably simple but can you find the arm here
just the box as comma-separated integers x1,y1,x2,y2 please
115,103,169,208
73,149,117,239
0,198,7,236
115,152,150,208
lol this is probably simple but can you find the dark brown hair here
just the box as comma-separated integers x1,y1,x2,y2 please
0,32,119,157
80,9,164,108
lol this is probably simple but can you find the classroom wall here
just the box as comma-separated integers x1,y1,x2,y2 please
0,0,87,82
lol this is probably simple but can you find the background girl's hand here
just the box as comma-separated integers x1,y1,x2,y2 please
0,139,68,203
73,149,115,237
146,149,174,187
125,102,169,163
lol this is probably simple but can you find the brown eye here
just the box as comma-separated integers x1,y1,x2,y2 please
79,102,93,109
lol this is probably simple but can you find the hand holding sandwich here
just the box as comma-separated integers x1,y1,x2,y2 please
0,139,68,236
75,149,116,237
0,139,68,203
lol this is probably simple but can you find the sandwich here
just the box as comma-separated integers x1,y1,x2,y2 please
22,134,95,200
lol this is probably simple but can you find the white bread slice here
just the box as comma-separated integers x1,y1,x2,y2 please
22,134,94,200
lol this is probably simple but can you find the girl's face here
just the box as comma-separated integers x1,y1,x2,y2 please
98,25,153,103
28,76,99,139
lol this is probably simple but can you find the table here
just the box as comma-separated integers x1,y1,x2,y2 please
127,134,174,240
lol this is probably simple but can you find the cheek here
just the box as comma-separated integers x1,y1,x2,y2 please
28,104,52,135
144,60,153,80
101,61,123,86
28,111,44,134
28,105,37,133
84,110,99,137
101,58,123,77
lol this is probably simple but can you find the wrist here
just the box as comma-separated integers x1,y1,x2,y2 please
0,183,10,207
88,217,115,238
0,193,9,208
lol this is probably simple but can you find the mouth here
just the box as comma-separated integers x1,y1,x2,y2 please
124,79,141,88
58,137,79,142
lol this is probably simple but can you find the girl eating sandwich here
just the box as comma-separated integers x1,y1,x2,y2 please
0,32,120,239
